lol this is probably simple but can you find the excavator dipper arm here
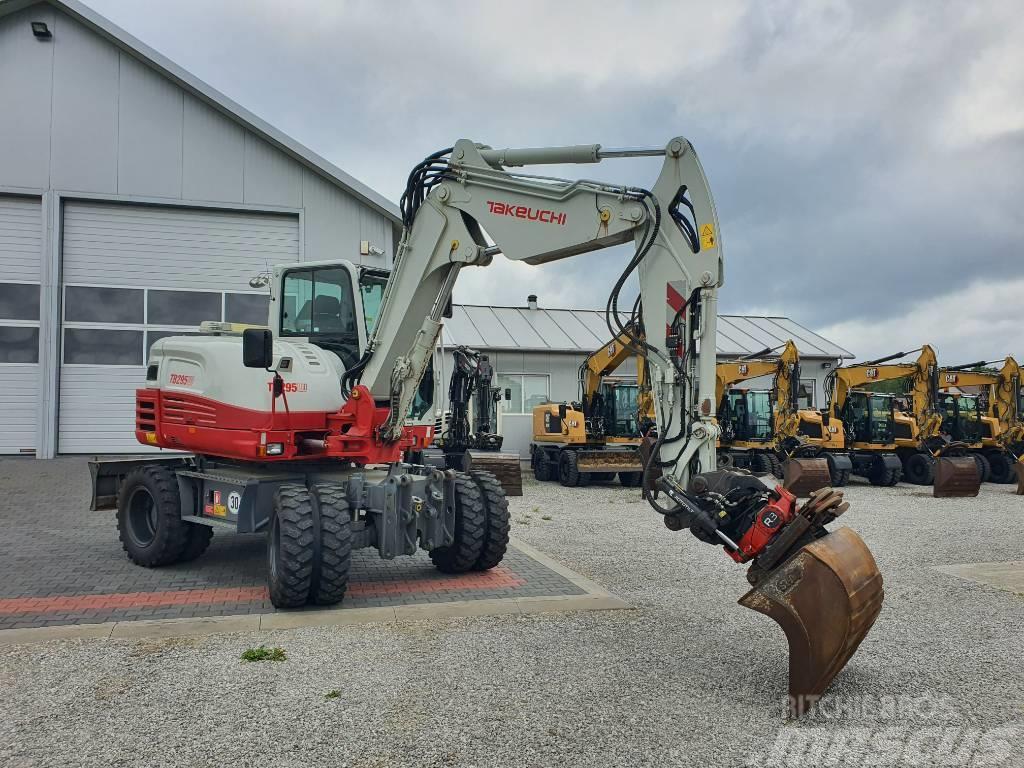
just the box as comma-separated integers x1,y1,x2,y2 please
349,138,881,713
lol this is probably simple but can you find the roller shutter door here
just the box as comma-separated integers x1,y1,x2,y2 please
58,201,298,453
0,196,43,454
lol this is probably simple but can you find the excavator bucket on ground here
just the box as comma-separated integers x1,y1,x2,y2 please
782,458,832,497
1015,459,1024,496
933,456,980,498
465,451,524,496
739,526,884,717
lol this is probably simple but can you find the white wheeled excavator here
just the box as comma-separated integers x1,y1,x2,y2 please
90,137,882,714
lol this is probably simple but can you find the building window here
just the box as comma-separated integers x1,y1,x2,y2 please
63,328,143,365
225,293,269,325
0,283,40,321
799,379,816,409
64,286,144,324
148,289,221,326
0,326,39,363
496,373,550,414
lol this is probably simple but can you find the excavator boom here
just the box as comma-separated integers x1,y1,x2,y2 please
345,138,881,712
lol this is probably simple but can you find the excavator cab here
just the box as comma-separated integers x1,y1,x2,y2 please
599,381,641,440
939,393,984,444
842,391,895,445
723,389,774,443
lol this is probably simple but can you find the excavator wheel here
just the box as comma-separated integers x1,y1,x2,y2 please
868,460,901,487
533,457,553,482
972,453,991,484
902,452,934,486
750,453,775,476
985,451,1016,485
768,454,785,479
740,526,884,716
619,471,643,487
824,454,850,487
558,451,590,487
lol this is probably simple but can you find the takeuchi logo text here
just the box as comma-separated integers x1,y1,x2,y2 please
486,200,567,225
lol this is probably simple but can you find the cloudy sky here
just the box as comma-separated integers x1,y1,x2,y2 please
87,0,1024,363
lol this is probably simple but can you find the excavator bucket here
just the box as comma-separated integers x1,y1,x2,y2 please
465,450,524,496
782,458,832,497
1015,459,1024,496
933,456,980,498
739,527,884,716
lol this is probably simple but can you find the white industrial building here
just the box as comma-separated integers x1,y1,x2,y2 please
0,0,853,460
0,0,400,457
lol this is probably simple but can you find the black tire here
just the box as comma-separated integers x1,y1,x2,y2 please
986,451,1016,484
558,451,588,487
824,454,850,487
619,471,642,487
267,484,315,609
533,453,553,482
973,453,991,484
591,472,616,483
468,471,510,571
430,473,488,574
869,460,901,487
308,484,353,606
178,524,213,563
768,454,784,479
116,465,190,567
902,452,935,486
750,453,774,475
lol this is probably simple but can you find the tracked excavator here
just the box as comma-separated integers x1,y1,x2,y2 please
531,318,649,487
90,137,882,713
715,340,838,494
938,357,1024,484
430,346,523,495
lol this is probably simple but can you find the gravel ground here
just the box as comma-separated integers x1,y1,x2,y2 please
2,476,1023,767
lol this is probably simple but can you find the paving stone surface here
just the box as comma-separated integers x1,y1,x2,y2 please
0,457,586,628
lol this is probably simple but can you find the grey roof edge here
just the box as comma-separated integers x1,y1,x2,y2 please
3,0,401,225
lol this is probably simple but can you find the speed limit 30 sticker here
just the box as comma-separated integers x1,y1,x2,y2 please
227,491,242,516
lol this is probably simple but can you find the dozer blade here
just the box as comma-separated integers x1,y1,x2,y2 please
465,450,523,496
575,449,642,474
782,458,832,497
933,456,980,498
739,526,884,716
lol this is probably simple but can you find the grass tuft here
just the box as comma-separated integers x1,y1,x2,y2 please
241,645,287,662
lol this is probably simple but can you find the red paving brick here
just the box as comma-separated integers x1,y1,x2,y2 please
0,567,527,617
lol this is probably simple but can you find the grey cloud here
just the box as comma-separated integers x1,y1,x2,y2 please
86,0,1024,350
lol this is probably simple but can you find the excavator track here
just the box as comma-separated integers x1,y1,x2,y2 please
740,489,883,716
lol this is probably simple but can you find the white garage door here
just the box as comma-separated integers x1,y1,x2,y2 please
58,201,299,453
0,196,42,455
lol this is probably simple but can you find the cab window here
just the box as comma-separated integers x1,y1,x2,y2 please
359,272,388,336
281,267,356,337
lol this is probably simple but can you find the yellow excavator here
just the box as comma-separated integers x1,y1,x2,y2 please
714,341,830,469
938,356,1023,484
821,346,980,494
531,319,648,487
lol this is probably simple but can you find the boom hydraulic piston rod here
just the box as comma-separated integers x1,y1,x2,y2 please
339,138,882,713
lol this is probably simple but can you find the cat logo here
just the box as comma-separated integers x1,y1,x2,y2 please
866,367,879,379
738,364,749,375
944,373,958,384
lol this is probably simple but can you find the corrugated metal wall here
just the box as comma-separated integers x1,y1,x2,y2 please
0,5,394,264
0,196,42,454
58,201,299,453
